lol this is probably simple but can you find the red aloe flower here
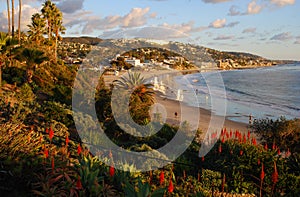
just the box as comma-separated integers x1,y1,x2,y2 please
230,130,232,138
272,142,276,150
243,134,247,143
49,127,54,141
45,128,49,134
77,144,82,155
65,134,69,146
252,138,257,146
264,144,268,150
168,179,174,193
277,149,281,155
44,149,49,158
76,176,83,189
286,148,291,157
240,150,243,156
272,162,278,184
257,159,261,166
218,144,222,153
159,171,164,185
201,156,205,162
221,137,225,143
247,130,250,140
109,166,115,177
260,164,265,181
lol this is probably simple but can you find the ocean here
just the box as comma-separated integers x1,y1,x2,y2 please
173,64,300,123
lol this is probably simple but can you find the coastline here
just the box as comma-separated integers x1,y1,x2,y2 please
154,92,249,134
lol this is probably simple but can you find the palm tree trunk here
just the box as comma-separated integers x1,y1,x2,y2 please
7,0,11,35
18,0,22,44
54,29,58,62
11,0,15,37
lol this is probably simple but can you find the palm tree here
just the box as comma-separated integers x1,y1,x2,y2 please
11,0,15,37
18,0,22,44
113,72,155,124
41,0,65,62
6,0,11,35
52,6,65,62
41,0,54,41
27,13,46,45
0,32,9,88
15,48,49,83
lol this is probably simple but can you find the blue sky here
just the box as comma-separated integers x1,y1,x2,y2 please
0,0,299,60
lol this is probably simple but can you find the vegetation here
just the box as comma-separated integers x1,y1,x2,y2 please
0,0,299,196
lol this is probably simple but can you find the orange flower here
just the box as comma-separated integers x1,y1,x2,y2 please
77,144,82,155
159,171,164,185
44,149,49,158
49,127,54,141
260,164,265,181
218,144,222,153
272,162,278,184
168,179,174,193
109,166,115,177
65,134,69,146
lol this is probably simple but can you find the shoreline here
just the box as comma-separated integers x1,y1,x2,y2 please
154,92,249,134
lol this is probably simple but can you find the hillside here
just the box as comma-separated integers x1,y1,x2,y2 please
60,37,297,69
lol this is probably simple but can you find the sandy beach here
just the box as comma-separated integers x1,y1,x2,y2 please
153,93,249,133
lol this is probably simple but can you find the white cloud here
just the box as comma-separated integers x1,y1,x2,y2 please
270,0,295,7
247,1,263,15
209,18,226,28
0,4,39,32
270,32,293,41
63,7,153,34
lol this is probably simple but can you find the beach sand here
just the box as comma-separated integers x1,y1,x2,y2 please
153,93,249,134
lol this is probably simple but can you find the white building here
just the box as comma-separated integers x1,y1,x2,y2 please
125,58,142,67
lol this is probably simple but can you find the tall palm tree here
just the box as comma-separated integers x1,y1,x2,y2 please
11,0,15,37
18,0,22,44
27,13,46,45
6,0,11,35
41,0,54,41
113,72,155,124
15,48,49,83
52,6,65,62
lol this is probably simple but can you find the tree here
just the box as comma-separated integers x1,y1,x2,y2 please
6,0,11,35
27,13,46,45
15,48,49,83
113,72,155,124
11,0,15,37
52,6,65,62
18,0,22,44
41,0,65,62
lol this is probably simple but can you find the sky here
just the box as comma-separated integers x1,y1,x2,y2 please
0,0,300,60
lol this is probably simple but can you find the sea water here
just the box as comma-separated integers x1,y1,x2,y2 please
174,64,300,123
